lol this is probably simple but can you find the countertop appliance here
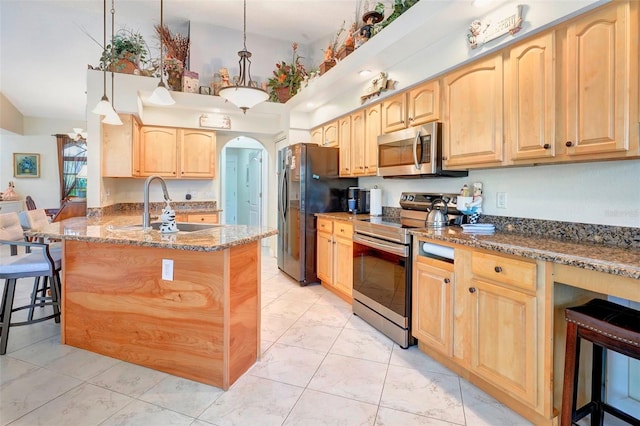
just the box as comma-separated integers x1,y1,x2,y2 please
377,122,468,178
347,187,370,214
277,143,357,285
352,192,460,348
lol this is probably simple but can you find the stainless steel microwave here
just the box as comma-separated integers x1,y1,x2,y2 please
377,122,468,178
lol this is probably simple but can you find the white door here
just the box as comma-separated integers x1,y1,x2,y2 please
248,150,262,227
225,154,238,224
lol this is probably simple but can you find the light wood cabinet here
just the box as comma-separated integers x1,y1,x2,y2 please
561,1,639,159
443,54,504,169
382,80,441,133
506,32,557,163
364,104,381,176
320,121,339,147
338,115,352,176
311,127,323,146
316,217,353,301
412,254,454,357
351,110,366,175
102,114,141,177
137,126,216,179
175,212,219,224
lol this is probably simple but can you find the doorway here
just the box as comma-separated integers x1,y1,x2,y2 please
221,137,267,229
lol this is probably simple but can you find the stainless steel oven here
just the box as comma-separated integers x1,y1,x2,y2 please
352,217,414,349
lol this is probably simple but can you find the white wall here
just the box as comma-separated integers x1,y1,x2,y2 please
0,116,86,209
359,159,640,227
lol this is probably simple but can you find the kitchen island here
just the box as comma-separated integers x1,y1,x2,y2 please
29,216,277,389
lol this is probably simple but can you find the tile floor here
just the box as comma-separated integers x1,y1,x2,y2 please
0,249,624,426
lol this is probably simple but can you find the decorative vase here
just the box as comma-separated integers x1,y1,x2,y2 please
275,86,292,103
167,69,183,91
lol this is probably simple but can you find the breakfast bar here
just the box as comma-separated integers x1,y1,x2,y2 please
29,216,277,390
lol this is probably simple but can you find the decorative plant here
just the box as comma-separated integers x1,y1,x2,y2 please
155,24,190,66
99,28,150,72
267,42,308,103
380,0,419,29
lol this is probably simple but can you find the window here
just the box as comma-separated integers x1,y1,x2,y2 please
55,134,87,202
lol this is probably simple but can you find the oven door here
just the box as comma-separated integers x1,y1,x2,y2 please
377,123,435,177
352,233,411,328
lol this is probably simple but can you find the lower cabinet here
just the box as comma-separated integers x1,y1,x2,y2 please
412,254,454,357
413,237,552,423
317,217,353,301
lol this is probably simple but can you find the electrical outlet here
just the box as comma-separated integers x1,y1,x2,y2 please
162,259,174,281
496,192,508,209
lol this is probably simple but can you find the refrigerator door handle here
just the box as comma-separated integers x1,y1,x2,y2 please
279,168,288,224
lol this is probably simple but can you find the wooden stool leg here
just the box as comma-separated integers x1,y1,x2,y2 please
590,343,605,426
562,320,581,426
50,272,61,323
0,279,18,355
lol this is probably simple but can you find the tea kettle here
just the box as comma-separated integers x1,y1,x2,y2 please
426,199,449,228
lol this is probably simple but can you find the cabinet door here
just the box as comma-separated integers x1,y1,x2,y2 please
365,104,381,176
311,127,323,146
443,54,504,168
564,1,637,157
412,258,454,357
179,129,216,178
139,126,178,177
102,114,139,177
507,32,556,162
408,80,440,126
338,115,352,176
322,121,339,147
351,111,366,176
333,235,353,298
382,93,407,133
468,279,536,406
317,231,333,284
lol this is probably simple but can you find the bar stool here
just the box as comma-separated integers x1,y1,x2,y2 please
561,298,640,426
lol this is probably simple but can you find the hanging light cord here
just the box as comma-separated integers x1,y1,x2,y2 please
101,0,107,98
243,0,247,51
159,0,165,84
110,0,116,107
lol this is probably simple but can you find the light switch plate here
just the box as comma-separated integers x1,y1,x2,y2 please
162,259,174,281
496,192,507,209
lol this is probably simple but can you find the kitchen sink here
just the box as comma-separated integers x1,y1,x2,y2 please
107,222,220,232
149,222,219,232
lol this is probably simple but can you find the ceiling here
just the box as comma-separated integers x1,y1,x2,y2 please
0,0,359,122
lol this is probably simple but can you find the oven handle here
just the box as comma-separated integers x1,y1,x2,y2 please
353,233,409,258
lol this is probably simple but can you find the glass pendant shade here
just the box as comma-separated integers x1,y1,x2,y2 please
148,81,175,105
102,109,123,125
92,95,115,115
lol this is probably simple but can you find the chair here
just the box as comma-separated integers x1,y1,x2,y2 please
0,212,62,355
24,195,59,220
561,299,640,426
19,209,62,321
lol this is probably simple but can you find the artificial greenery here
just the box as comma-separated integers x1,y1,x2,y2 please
266,42,308,103
99,29,150,72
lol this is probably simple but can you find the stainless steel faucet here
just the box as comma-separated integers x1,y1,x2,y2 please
143,175,171,228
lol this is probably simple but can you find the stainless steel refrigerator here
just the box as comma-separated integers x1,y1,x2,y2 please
277,143,357,285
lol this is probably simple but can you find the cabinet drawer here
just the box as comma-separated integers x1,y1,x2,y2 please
317,217,333,234
334,221,353,238
471,251,536,291
187,213,218,224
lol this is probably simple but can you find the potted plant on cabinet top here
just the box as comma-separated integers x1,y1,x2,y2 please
267,42,308,103
99,28,150,74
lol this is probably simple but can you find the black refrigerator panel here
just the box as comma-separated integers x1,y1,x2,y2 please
277,143,357,285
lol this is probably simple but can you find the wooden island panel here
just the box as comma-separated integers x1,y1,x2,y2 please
62,239,260,389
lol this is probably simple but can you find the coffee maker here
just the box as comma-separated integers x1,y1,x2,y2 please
347,187,370,214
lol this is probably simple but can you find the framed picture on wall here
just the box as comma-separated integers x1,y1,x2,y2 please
13,153,40,178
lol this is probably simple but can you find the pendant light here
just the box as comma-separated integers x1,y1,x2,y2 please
92,0,121,124
102,0,122,125
148,0,175,105
218,0,268,113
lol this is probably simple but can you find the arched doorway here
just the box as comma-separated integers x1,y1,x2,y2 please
220,137,267,229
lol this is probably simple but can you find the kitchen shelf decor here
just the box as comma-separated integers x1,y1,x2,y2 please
267,42,308,103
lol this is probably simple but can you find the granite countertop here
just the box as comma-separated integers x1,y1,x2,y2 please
411,227,640,280
28,216,277,252
315,212,372,221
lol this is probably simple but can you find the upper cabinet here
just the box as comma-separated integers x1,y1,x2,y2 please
364,103,381,176
311,127,323,146
382,80,441,133
338,115,352,176
102,114,141,177
443,54,504,169
505,32,557,163
561,0,639,159
350,110,366,176
103,120,216,179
